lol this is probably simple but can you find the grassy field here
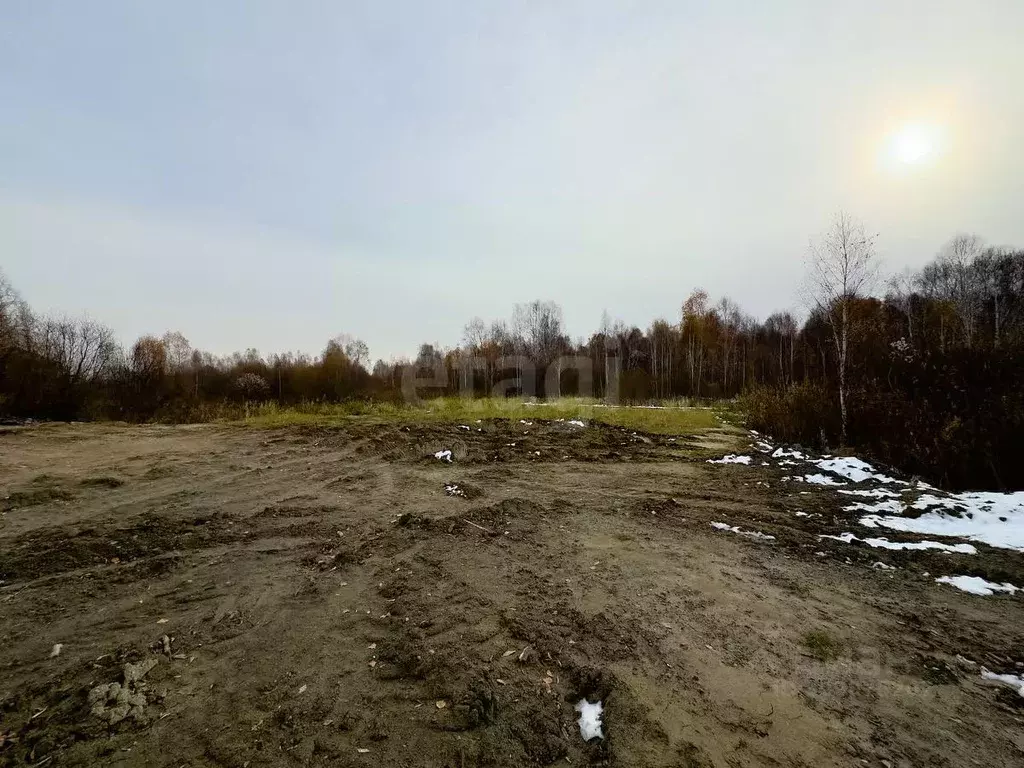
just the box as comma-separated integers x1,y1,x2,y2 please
234,396,727,435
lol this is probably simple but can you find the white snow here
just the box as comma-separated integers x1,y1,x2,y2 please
705,436,1024,556
839,488,901,498
772,447,807,460
843,499,904,515
811,457,899,484
708,455,752,465
803,473,845,486
819,532,977,554
980,668,1024,696
710,522,776,541
935,575,1019,596
859,490,1024,551
568,419,586,427
458,425,470,431
575,699,604,741
434,449,453,463
444,484,466,498
872,562,897,570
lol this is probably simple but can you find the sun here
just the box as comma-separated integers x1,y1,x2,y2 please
884,122,946,169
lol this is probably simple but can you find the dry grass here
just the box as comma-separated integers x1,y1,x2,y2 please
802,629,843,662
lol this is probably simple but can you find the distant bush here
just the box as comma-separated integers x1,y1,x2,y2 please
739,383,839,450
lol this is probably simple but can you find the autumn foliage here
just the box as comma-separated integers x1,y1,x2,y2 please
2,235,1023,491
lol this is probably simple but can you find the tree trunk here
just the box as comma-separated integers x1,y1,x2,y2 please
839,300,849,447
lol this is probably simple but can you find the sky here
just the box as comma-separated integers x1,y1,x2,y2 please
3,1,1023,362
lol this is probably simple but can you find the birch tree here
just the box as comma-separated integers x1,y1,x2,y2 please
806,212,878,446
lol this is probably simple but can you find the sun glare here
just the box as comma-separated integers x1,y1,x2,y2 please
884,121,946,169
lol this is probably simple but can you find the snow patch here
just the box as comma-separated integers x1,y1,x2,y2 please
811,457,900,484
843,499,904,515
803,473,845,486
771,447,807,460
980,668,1024,697
859,491,1024,551
935,575,1019,596
839,489,901,499
575,699,604,741
434,449,453,463
708,455,752,465
568,419,586,427
819,532,977,554
710,522,776,541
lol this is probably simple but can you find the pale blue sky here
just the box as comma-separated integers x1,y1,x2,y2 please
3,1,1023,361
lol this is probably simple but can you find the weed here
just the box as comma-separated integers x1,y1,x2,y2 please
802,629,843,662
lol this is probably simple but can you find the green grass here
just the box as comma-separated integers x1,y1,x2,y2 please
232,397,724,435
802,629,843,662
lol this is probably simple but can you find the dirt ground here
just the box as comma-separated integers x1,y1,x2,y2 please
1,418,1023,767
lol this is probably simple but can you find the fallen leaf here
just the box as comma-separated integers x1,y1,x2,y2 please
496,679,507,685
502,649,516,658
156,619,169,624
356,748,370,753
298,685,307,694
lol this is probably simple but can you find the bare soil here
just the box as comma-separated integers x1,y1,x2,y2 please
1,419,1023,767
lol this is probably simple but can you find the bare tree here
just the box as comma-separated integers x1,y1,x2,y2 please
0,272,22,354
39,316,118,386
162,331,192,372
939,233,984,348
512,300,564,396
806,212,879,446
462,317,486,351
886,268,917,344
765,311,798,386
716,297,742,392
131,336,168,383
681,289,709,398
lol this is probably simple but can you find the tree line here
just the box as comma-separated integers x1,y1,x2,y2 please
3,216,1022,490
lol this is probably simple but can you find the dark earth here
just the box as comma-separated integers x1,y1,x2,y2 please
1,418,1023,767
